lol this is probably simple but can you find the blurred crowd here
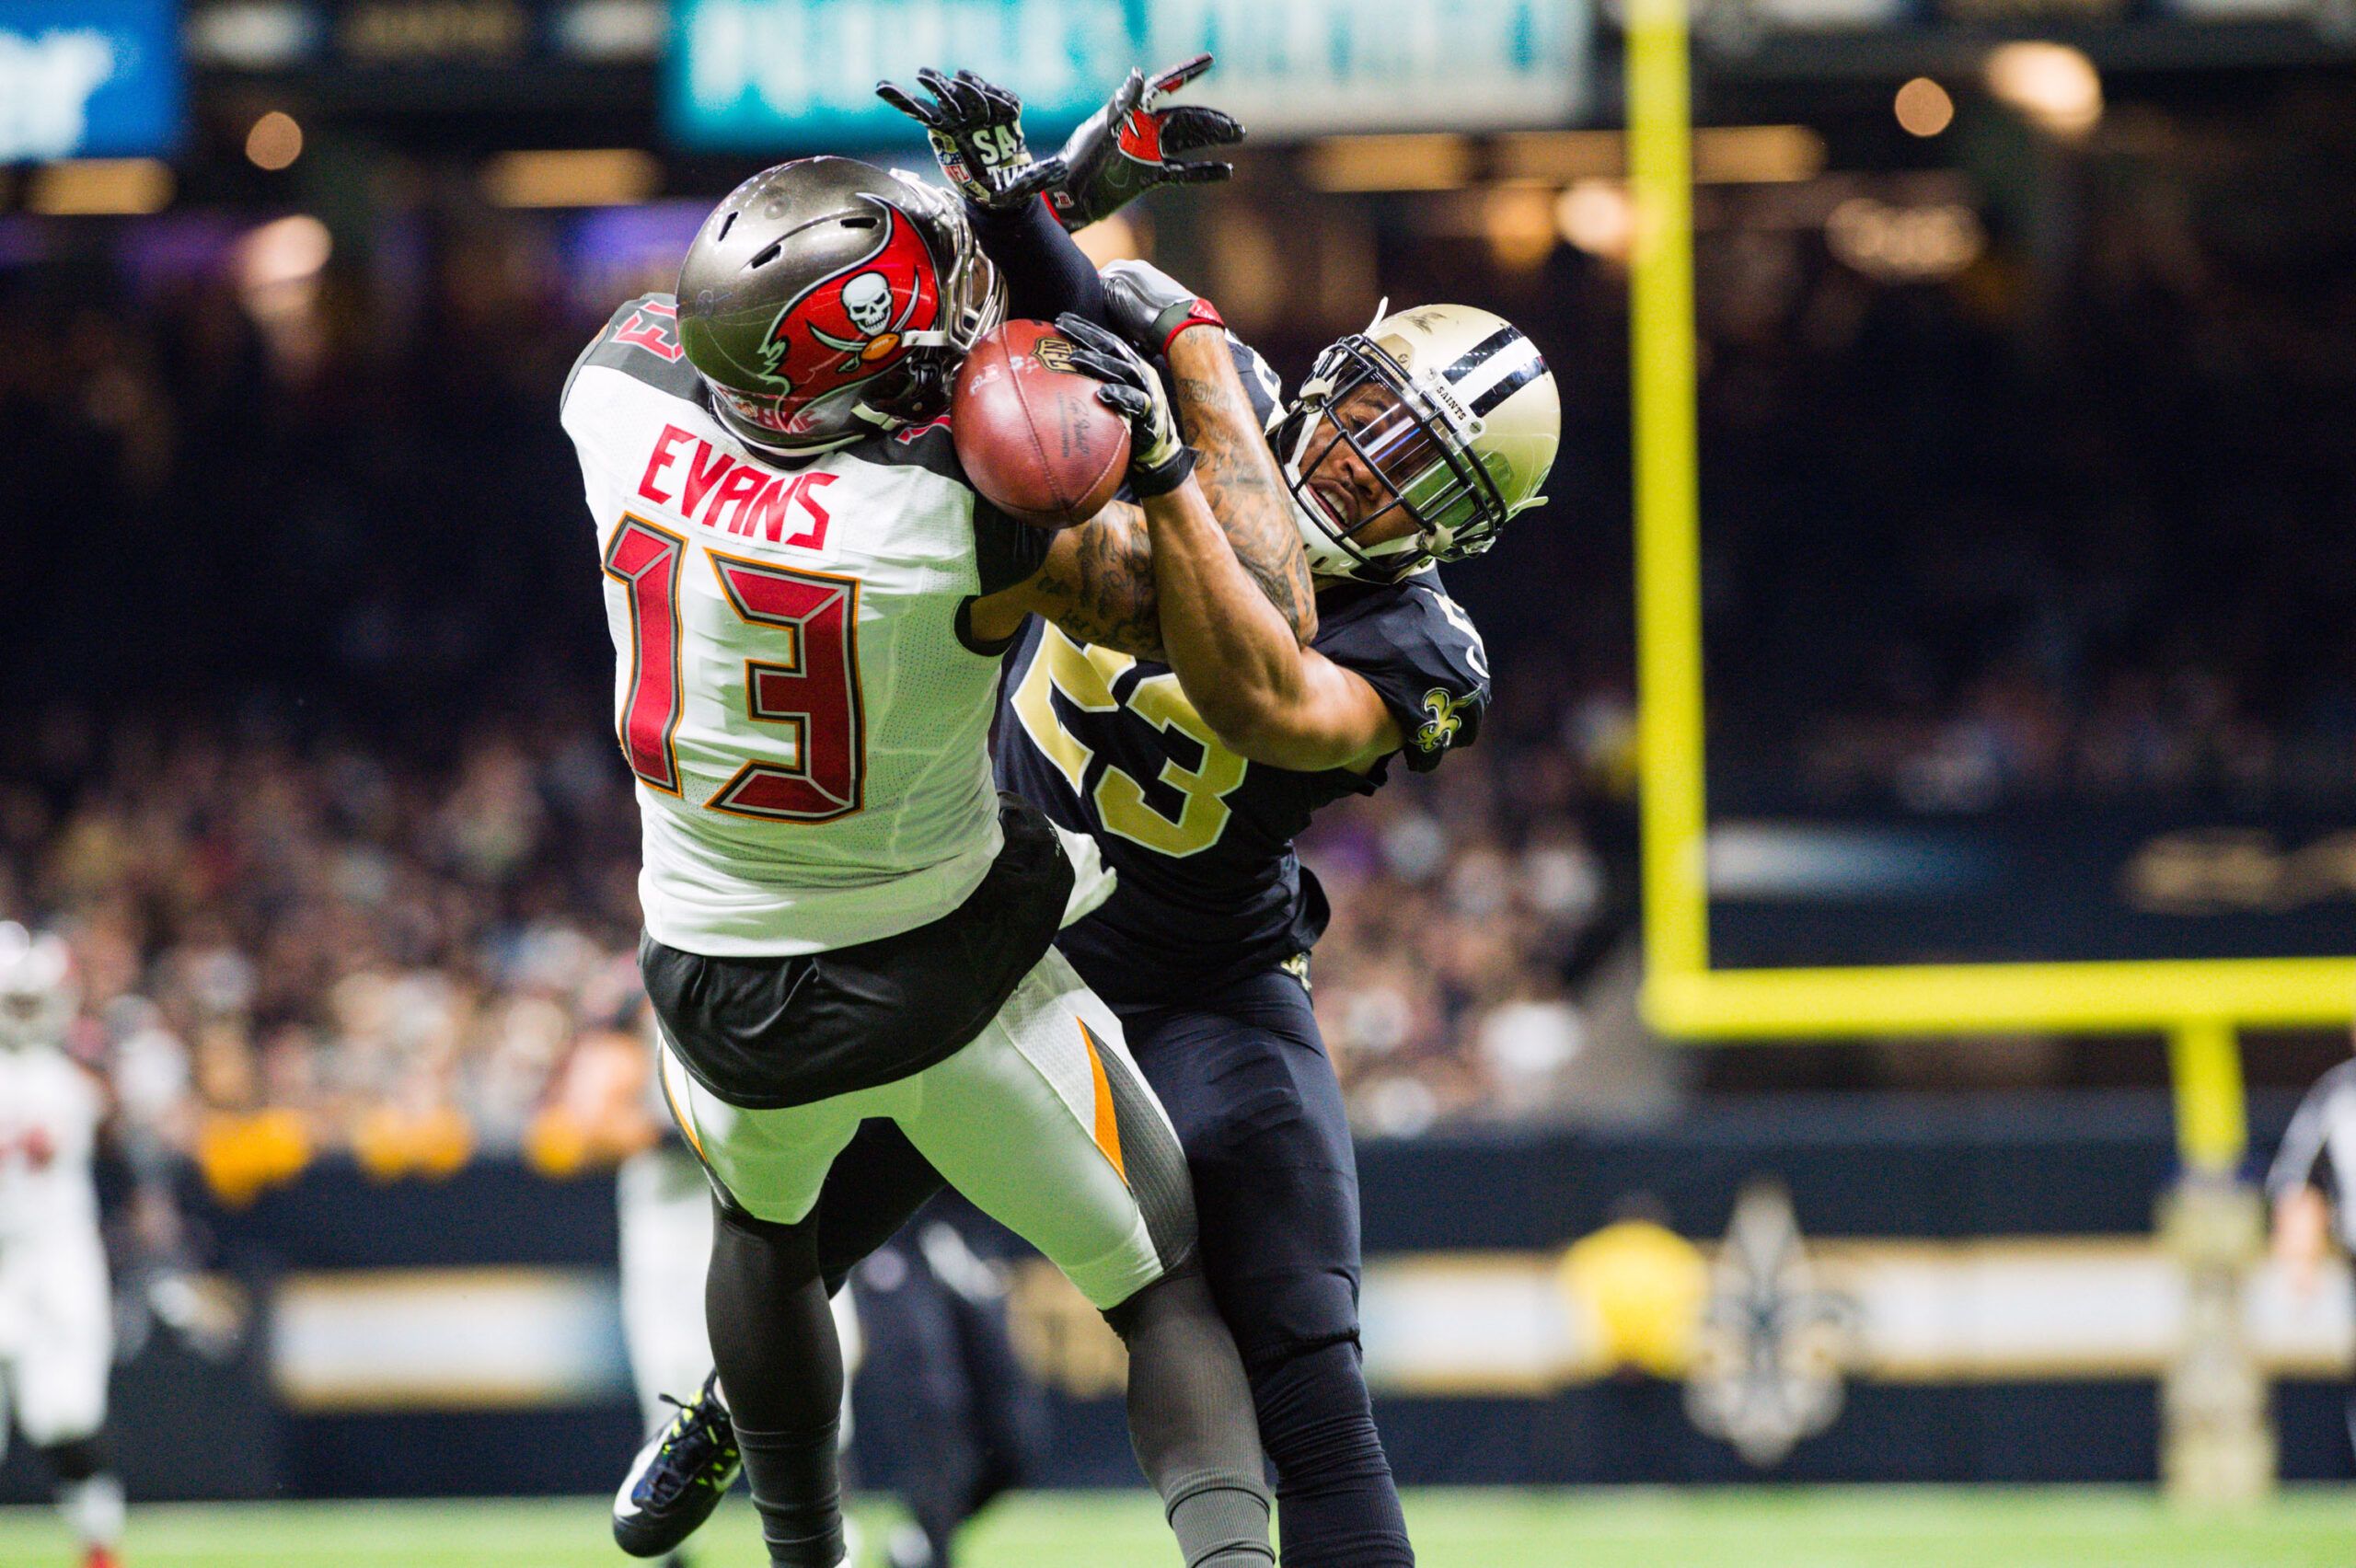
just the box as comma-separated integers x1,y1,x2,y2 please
1302,676,1634,1134
4,708,648,1198
0,681,1625,1194
1692,95,2356,813
8,76,2356,1172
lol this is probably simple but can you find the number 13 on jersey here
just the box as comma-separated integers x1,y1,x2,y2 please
603,514,866,823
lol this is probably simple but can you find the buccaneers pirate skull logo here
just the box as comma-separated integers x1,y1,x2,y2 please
838,272,894,336
754,197,942,403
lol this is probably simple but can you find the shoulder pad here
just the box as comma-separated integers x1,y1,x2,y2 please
1317,575,1491,772
837,418,1044,602
563,294,701,411
1400,573,1491,684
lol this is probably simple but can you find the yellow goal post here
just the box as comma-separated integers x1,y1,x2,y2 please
1621,0,2356,1174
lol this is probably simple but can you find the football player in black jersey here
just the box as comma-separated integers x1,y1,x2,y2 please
980,289,1551,1568
612,62,1556,1568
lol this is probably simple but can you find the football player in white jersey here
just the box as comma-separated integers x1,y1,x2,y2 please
607,60,1565,1568
0,924,127,1568
563,152,1311,1568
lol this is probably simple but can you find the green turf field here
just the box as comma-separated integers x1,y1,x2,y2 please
4,1487,2354,1568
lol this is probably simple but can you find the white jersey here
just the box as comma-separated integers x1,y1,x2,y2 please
561,295,1047,956
0,1039,112,1452
2269,1058,2356,1250
0,1040,102,1244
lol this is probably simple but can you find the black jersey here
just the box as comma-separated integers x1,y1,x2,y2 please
996,568,1490,1008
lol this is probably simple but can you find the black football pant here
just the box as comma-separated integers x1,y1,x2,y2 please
816,965,1414,1568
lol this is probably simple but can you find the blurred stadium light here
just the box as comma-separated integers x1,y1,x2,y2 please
242,109,303,169
479,147,663,207
1984,41,2104,137
1892,75,1955,137
24,156,177,213
1300,133,1480,192
1493,125,1825,184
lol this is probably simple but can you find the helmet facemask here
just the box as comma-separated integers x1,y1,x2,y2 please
1276,333,1510,583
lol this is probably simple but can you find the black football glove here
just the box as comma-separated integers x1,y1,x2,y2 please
1028,55,1245,232
1099,259,1227,358
1053,313,1195,498
875,67,1036,209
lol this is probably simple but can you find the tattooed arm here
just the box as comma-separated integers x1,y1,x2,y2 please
965,502,1163,659
1037,312,1393,772
960,271,1317,665
1164,328,1317,644
1132,441,1400,773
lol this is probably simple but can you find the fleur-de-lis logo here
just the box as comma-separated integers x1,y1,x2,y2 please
1684,1179,1859,1468
1415,687,1468,753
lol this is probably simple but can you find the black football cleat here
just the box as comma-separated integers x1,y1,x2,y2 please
613,1373,741,1559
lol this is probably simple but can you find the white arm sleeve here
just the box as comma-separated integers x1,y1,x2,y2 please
2268,1062,2354,1200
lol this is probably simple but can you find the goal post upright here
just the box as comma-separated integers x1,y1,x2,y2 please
1618,3,2319,1500
1626,0,1711,993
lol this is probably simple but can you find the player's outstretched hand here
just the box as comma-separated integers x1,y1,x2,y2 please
1025,54,1246,232
1053,313,1195,498
1099,259,1225,357
875,67,1036,209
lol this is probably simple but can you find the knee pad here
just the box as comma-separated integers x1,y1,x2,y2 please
40,1435,111,1484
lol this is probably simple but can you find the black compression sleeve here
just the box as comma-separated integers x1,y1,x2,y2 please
969,196,1108,326
706,1203,846,1568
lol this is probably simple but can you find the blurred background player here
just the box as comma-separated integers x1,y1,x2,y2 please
535,987,861,1567
0,924,128,1568
564,147,1302,1568
2268,1041,2356,1461
561,994,1032,1568
848,1221,1044,1568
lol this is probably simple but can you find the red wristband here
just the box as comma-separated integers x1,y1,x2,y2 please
1161,297,1226,355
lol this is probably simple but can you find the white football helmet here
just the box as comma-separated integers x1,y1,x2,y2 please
0,921,77,1049
1275,302,1561,582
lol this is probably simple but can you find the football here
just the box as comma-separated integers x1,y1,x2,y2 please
952,318,1131,529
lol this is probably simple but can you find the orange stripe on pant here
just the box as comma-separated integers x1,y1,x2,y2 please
1080,1020,1128,1185
655,1048,711,1165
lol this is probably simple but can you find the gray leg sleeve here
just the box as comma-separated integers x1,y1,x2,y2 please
1105,1268,1276,1568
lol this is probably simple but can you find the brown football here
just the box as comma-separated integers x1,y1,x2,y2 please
951,318,1131,530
